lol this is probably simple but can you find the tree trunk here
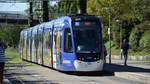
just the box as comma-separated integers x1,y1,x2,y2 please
79,0,87,14
43,0,49,22
29,1,33,27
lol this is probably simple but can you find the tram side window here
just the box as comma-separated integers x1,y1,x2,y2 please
64,29,73,53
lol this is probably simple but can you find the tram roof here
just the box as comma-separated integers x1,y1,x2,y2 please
69,14,100,21
22,14,100,32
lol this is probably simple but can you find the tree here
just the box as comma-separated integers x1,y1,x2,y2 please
42,0,49,22
0,24,26,47
129,21,150,51
133,0,150,22
87,0,140,48
79,0,87,14
57,0,78,15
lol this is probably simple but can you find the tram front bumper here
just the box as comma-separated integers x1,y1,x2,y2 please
74,60,104,71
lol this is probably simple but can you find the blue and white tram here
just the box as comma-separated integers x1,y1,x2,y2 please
19,15,104,72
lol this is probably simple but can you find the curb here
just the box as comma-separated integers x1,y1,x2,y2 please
109,55,150,61
115,72,150,84
104,63,150,84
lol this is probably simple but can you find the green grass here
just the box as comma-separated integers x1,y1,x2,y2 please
5,48,35,67
105,41,150,56
129,50,150,56
110,47,150,56
5,48,22,63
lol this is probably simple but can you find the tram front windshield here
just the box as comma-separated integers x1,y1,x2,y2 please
73,20,101,53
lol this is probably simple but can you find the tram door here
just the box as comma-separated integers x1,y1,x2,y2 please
43,28,52,67
20,32,24,59
53,29,62,69
23,31,28,60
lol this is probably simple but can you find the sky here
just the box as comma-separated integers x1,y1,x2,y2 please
0,1,57,14
0,3,28,12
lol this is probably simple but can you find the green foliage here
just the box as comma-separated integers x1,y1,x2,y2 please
5,48,33,65
129,28,140,51
105,40,115,49
87,0,149,51
133,0,150,21
112,23,120,48
5,48,21,63
87,0,136,23
102,26,109,43
49,4,60,18
129,21,150,51
140,30,150,51
0,24,26,47
87,0,136,46
49,0,79,18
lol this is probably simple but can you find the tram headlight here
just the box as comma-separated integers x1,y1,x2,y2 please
77,60,81,63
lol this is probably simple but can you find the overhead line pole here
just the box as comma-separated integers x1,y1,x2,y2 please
108,6,112,64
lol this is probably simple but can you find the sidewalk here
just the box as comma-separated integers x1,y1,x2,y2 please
104,58,150,84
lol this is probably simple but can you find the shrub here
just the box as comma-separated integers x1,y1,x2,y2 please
140,31,150,52
129,21,150,51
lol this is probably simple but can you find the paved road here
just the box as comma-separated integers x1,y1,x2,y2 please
4,62,145,84
4,63,52,84
104,58,150,84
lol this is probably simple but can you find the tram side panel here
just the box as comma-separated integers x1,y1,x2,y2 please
53,28,63,70
43,28,53,67
23,31,28,60
19,31,24,60
37,28,43,64
31,29,36,62
52,28,57,69
36,28,40,64
30,29,33,61
33,28,38,63
26,30,29,61
60,28,76,71
27,30,32,61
